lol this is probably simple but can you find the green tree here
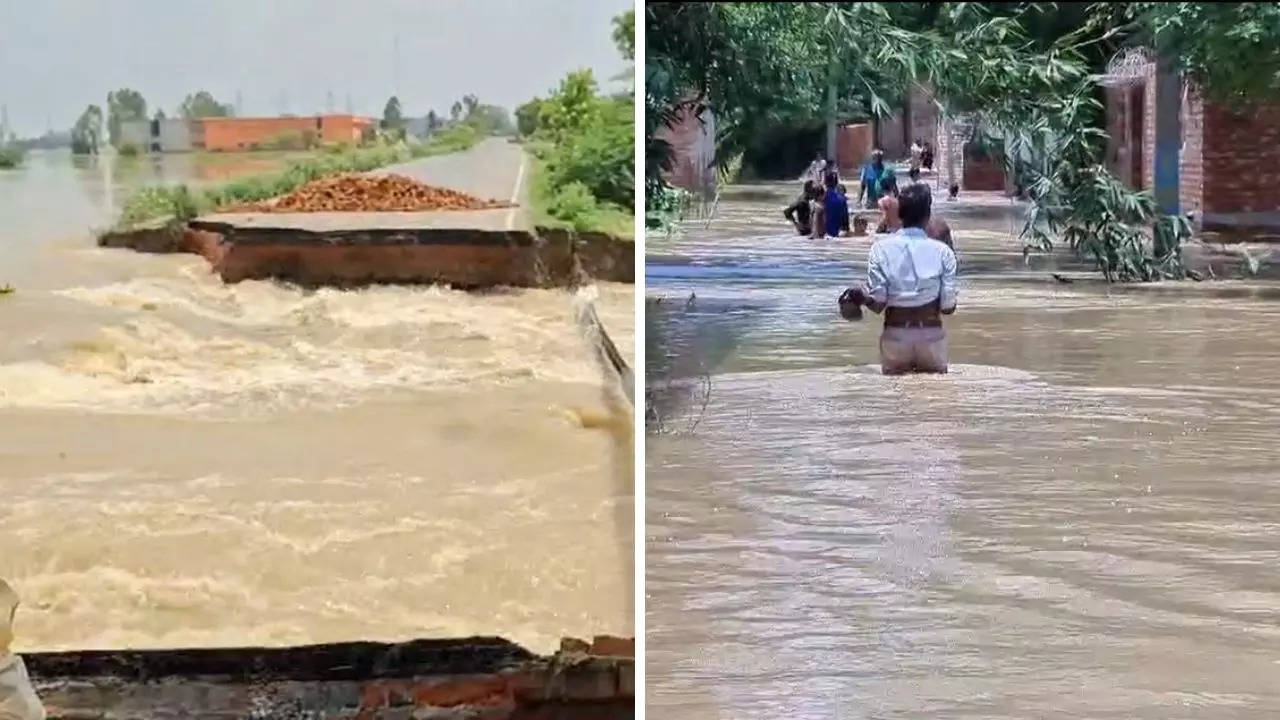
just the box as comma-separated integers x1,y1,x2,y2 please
381,95,404,131
515,98,544,137
71,104,104,155
645,2,1204,280
462,94,480,118
538,70,603,143
1128,2,1280,104
179,91,233,119
612,10,635,61
466,104,515,135
450,101,463,123
426,110,442,131
106,88,146,147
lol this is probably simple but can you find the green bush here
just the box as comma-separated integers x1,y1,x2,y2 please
0,146,23,169
547,181,599,229
542,102,633,210
524,69,633,234
117,142,142,157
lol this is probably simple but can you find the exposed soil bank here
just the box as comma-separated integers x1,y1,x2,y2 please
26,635,633,719
98,219,634,289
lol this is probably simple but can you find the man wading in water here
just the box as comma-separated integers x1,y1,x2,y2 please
842,183,957,374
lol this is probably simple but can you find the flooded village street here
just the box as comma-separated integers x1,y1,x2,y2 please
645,182,1280,718
0,145,634,653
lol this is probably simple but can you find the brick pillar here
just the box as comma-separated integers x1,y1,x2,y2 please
935,116,965,194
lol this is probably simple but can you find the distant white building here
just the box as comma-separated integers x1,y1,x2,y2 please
119,118,195,152
404,116,431,139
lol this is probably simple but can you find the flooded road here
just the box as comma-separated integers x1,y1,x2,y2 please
646,182,1280,718
0,148,633,652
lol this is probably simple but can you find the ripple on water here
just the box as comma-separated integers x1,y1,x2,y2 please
647,192,1280,718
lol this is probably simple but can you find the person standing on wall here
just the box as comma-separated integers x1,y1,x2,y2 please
841,183,957,374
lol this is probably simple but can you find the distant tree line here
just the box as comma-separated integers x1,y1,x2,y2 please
69,88,236,154
379,93,514,140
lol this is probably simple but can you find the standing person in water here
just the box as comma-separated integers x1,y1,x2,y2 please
804,151,826,185
844,183,957,374
858,150,893,209
876,188,954,248
821,171,849,239
783,180,819,235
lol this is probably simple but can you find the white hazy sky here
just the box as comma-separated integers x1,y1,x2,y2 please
0,0,632,137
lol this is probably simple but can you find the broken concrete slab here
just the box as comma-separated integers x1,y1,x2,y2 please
24,636,634,720
98,214,633,289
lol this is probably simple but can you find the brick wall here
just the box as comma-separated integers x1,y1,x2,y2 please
1142,61,1157,194
1200,101,1280,213
1134,72,1280,217
875,111,906,159
907,85,938,150
656,104,716,197
1179,85,1204,218
201,115,374,151
963,154,1006,191
935,117,962,193
835,123,872,176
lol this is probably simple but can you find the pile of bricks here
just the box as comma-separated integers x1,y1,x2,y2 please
234,173,514,213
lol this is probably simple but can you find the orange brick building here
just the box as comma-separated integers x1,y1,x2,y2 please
200,115,375,151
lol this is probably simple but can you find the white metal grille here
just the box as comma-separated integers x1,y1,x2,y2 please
1097,47,1153,88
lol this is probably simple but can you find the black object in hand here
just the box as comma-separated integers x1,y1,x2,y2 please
838,287,865,321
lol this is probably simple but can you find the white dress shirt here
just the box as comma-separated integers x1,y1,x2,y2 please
866,227,958,310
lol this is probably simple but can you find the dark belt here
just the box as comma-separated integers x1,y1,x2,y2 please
884,304,942,328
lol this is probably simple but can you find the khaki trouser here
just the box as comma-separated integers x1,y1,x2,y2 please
879,326,948,375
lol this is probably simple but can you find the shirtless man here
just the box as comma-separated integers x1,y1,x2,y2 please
783,180,819,235
843,183,958,374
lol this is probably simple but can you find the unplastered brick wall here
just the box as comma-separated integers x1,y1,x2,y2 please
1179,84,1204,219
1200,100,1280,213
1131,63,1280,219
907,85,939,150
935,117,961,193
835,123,872,175
657,104,716,197
962,155,1006,192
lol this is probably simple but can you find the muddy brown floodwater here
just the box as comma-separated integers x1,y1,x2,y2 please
0,148,633,653
646,181,1280,719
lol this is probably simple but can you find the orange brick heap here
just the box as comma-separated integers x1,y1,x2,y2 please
236,173,514,213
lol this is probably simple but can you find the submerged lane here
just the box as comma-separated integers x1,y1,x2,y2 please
646,182,1280,719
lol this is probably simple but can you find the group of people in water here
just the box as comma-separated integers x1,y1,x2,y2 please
784,146,960,375
785,148,953,247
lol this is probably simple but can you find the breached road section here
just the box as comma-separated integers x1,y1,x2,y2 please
98,215,633,289
25,635,633,719
97,140,633,288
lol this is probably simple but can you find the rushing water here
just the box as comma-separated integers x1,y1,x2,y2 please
0,148,633,652
646,181,1280,718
